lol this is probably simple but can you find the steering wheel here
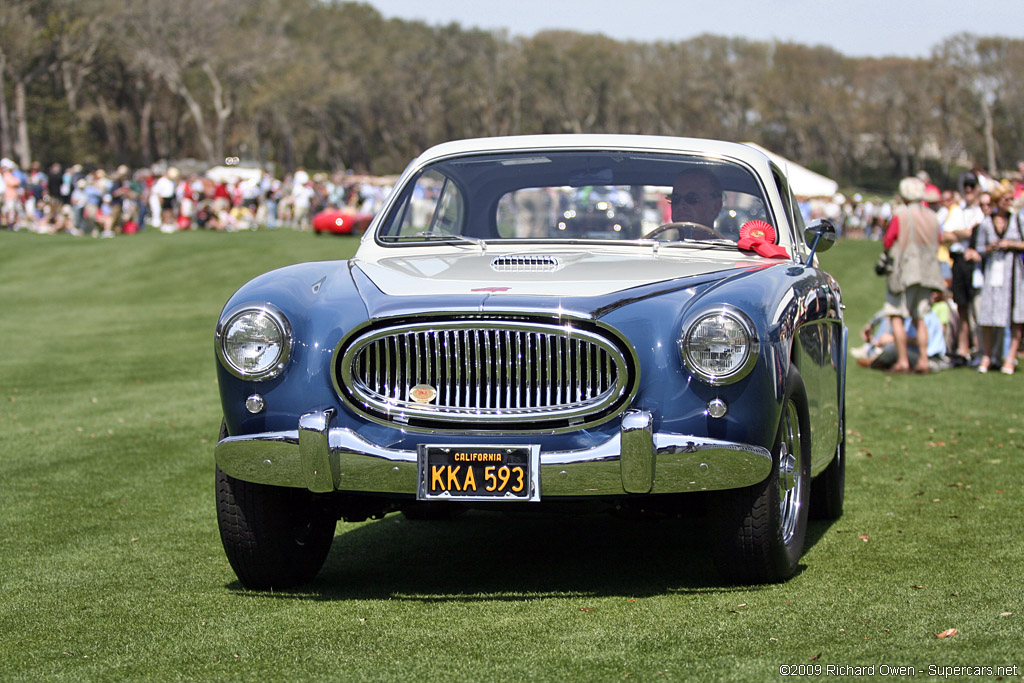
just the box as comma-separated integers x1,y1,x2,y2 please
643,221,727,241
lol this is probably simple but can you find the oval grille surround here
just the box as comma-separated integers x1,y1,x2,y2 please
336,317,637,430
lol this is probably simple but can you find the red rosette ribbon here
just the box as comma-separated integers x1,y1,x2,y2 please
739,220,776,243
738,220,789,259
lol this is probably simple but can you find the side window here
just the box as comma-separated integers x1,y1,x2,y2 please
789,187,806,232
772,167,804,254
393,169,465,236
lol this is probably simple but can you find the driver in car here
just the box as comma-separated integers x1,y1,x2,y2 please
667,168,724,237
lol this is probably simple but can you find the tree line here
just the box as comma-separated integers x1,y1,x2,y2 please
2,0,1022,191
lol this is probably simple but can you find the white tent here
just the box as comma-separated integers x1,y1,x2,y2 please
205,164,265,183
743,142,839,198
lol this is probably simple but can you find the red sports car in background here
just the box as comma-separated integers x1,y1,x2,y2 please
312,208,374,235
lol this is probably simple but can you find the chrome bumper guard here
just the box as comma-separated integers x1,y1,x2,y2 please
215,409,772,496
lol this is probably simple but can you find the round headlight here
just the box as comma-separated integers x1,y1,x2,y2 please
216,306,292,380
680,309,758,385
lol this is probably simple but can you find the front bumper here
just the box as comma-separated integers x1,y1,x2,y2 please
214,409,772,497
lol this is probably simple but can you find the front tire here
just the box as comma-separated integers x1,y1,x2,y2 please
710,365,811,583
216,466,337,589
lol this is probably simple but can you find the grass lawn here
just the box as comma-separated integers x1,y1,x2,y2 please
1,230,1021,681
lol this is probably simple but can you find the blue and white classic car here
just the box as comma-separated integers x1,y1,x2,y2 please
214,135,846,588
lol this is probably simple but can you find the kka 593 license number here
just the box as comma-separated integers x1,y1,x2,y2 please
417,445,540,502
429,463,526,494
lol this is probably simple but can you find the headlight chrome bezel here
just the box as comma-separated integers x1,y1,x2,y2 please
215,303,293,381
679,306,759,386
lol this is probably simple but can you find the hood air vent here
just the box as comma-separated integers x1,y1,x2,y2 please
491,255,560,272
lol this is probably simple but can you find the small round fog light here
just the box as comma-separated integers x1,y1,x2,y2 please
707,398,727,419
245,394,266,414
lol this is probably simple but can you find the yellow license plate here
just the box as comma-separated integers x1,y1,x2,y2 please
417,445,540,502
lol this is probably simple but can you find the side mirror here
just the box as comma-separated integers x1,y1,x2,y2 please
803,219,837,265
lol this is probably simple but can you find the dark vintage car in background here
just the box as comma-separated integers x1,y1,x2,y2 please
213,135,846,589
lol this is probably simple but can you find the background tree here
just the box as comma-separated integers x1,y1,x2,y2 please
118,0,285,164
3,0,1022,191
851,57,942,184
0,0,50,165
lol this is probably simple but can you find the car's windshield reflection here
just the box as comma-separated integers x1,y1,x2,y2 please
376,151,777,247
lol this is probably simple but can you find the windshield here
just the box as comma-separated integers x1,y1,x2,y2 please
377,151,777,247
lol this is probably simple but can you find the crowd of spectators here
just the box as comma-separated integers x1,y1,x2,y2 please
852,163,1024,375
0,158,394,236
5,153,1024,377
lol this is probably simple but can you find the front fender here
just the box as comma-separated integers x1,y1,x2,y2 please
216,261,370,437
605,262,843,467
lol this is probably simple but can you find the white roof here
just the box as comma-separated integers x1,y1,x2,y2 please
416,134,774,170
743,142,839,198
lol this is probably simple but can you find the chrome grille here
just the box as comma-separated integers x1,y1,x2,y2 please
490,255,560,272
337,318,636,429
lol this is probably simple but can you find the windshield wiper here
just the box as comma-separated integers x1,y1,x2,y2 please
653,238,738,251
384,231,488,252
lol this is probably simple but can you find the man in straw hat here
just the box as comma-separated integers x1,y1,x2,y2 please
881,176,945,374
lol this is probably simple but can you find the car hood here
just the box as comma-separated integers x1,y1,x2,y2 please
352,249,771,298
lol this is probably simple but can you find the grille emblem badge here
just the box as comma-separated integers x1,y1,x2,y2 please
409,384,438,404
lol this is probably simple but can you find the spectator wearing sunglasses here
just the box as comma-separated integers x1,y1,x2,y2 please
670,168,723,231
978,193,993,217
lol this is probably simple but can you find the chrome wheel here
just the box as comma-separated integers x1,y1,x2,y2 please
777,400,804,544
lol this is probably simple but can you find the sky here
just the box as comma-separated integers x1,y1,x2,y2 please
363,0,1022,59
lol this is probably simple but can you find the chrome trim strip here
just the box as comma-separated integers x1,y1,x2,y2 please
215,413,772,496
